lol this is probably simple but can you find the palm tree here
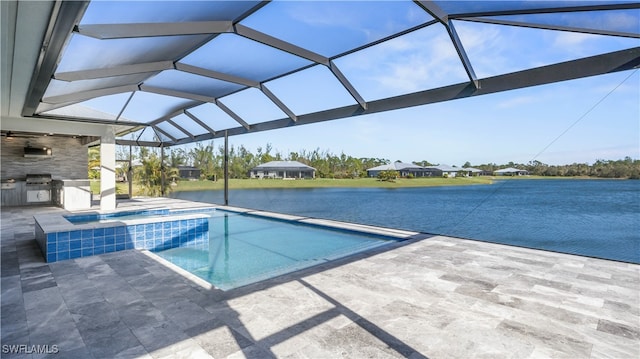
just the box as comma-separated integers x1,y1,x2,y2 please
135,147,177,196
88,146,100,179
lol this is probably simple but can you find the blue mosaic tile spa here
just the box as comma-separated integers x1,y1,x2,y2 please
34,208,214,263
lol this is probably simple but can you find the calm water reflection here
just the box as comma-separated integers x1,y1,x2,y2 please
171,179,639,263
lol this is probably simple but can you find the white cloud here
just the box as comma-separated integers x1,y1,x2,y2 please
337,26,469,95
496,96,538,109
552,32,593,47
452,22,513,78
594,12,639,34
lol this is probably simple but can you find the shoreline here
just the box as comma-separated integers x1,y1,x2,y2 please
169,177,493,192
94,176,633,195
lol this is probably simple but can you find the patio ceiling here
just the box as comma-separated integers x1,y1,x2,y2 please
2,1,639,147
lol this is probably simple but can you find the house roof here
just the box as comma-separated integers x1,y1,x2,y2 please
367,162,422,172
177,166,200,171
252,161,315,171
2,1,637,146
426,165,462,172
494,167,528,173
463,167,484,173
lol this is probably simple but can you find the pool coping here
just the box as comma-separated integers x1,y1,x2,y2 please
34,205,218,232
219,205,422,240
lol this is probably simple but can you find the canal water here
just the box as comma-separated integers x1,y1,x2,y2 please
170,179,639,263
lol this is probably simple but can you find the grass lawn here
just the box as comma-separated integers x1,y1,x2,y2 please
90,180,137,195
171,176,494,191
90,177,493,195
90,175,608,196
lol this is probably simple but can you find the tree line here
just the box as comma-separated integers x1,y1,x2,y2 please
468,157,640,179
179,142,640,180
102,143,639,190
159,142,391,180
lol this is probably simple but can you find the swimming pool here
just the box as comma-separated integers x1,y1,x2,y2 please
152,210,395,290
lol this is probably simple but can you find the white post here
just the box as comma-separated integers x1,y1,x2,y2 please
100,127,117,211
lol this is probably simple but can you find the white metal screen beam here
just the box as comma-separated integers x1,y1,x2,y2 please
41,84,138,104
175,63,259,87
447,20,479,88
329,61,368,110
233,25,369,111
140,85,217,103
115,91,135,122
459,17,640,39
76,21,234,39
415,1,448,22
22,1,90,116
168,47,640,146
54,61,173,81
35,101,83,114
184,109,217,135
448,3,640,18
234,24,330,65
415,1,479,88
260,84,297,122
215,99,250,130
151,125,177,142
166,119,195,140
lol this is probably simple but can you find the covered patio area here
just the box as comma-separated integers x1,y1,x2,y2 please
2,1,639,358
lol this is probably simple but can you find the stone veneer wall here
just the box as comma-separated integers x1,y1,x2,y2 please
1,136,88,180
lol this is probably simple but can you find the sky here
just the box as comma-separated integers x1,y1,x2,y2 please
48,1,640,167
219,69,639,166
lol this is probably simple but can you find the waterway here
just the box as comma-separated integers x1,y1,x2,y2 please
170,179,639,263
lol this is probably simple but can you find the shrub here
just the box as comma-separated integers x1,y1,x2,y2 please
377,170,399,182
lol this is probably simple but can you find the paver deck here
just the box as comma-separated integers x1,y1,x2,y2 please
1,198,638,358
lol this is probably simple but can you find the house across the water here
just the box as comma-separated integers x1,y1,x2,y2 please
178,166,201,180
494,167,530,176
366,162,429,178
423,165,466,177
250,161,316,179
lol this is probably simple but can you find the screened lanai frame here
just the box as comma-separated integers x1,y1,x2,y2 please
23,1,640,148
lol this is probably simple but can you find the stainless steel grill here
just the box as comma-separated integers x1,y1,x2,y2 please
25,174,52,185
26,174,52,203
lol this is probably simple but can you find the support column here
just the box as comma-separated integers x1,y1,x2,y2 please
100,127,117,211
128,145,133,198
224,130,229,206
160,144,165,197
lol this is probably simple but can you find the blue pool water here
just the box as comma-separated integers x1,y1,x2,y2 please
153,211,393,290
64,208,211,224
65,209,171,224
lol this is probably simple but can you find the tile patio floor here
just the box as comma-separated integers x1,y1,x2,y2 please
1,198,638,358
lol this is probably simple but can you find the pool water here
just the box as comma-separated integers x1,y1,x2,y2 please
64,209,206,224
152,211,393,290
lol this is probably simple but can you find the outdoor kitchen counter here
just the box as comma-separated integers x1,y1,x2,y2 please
1,179,28,206
0,178,91,209
52,179,92,210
